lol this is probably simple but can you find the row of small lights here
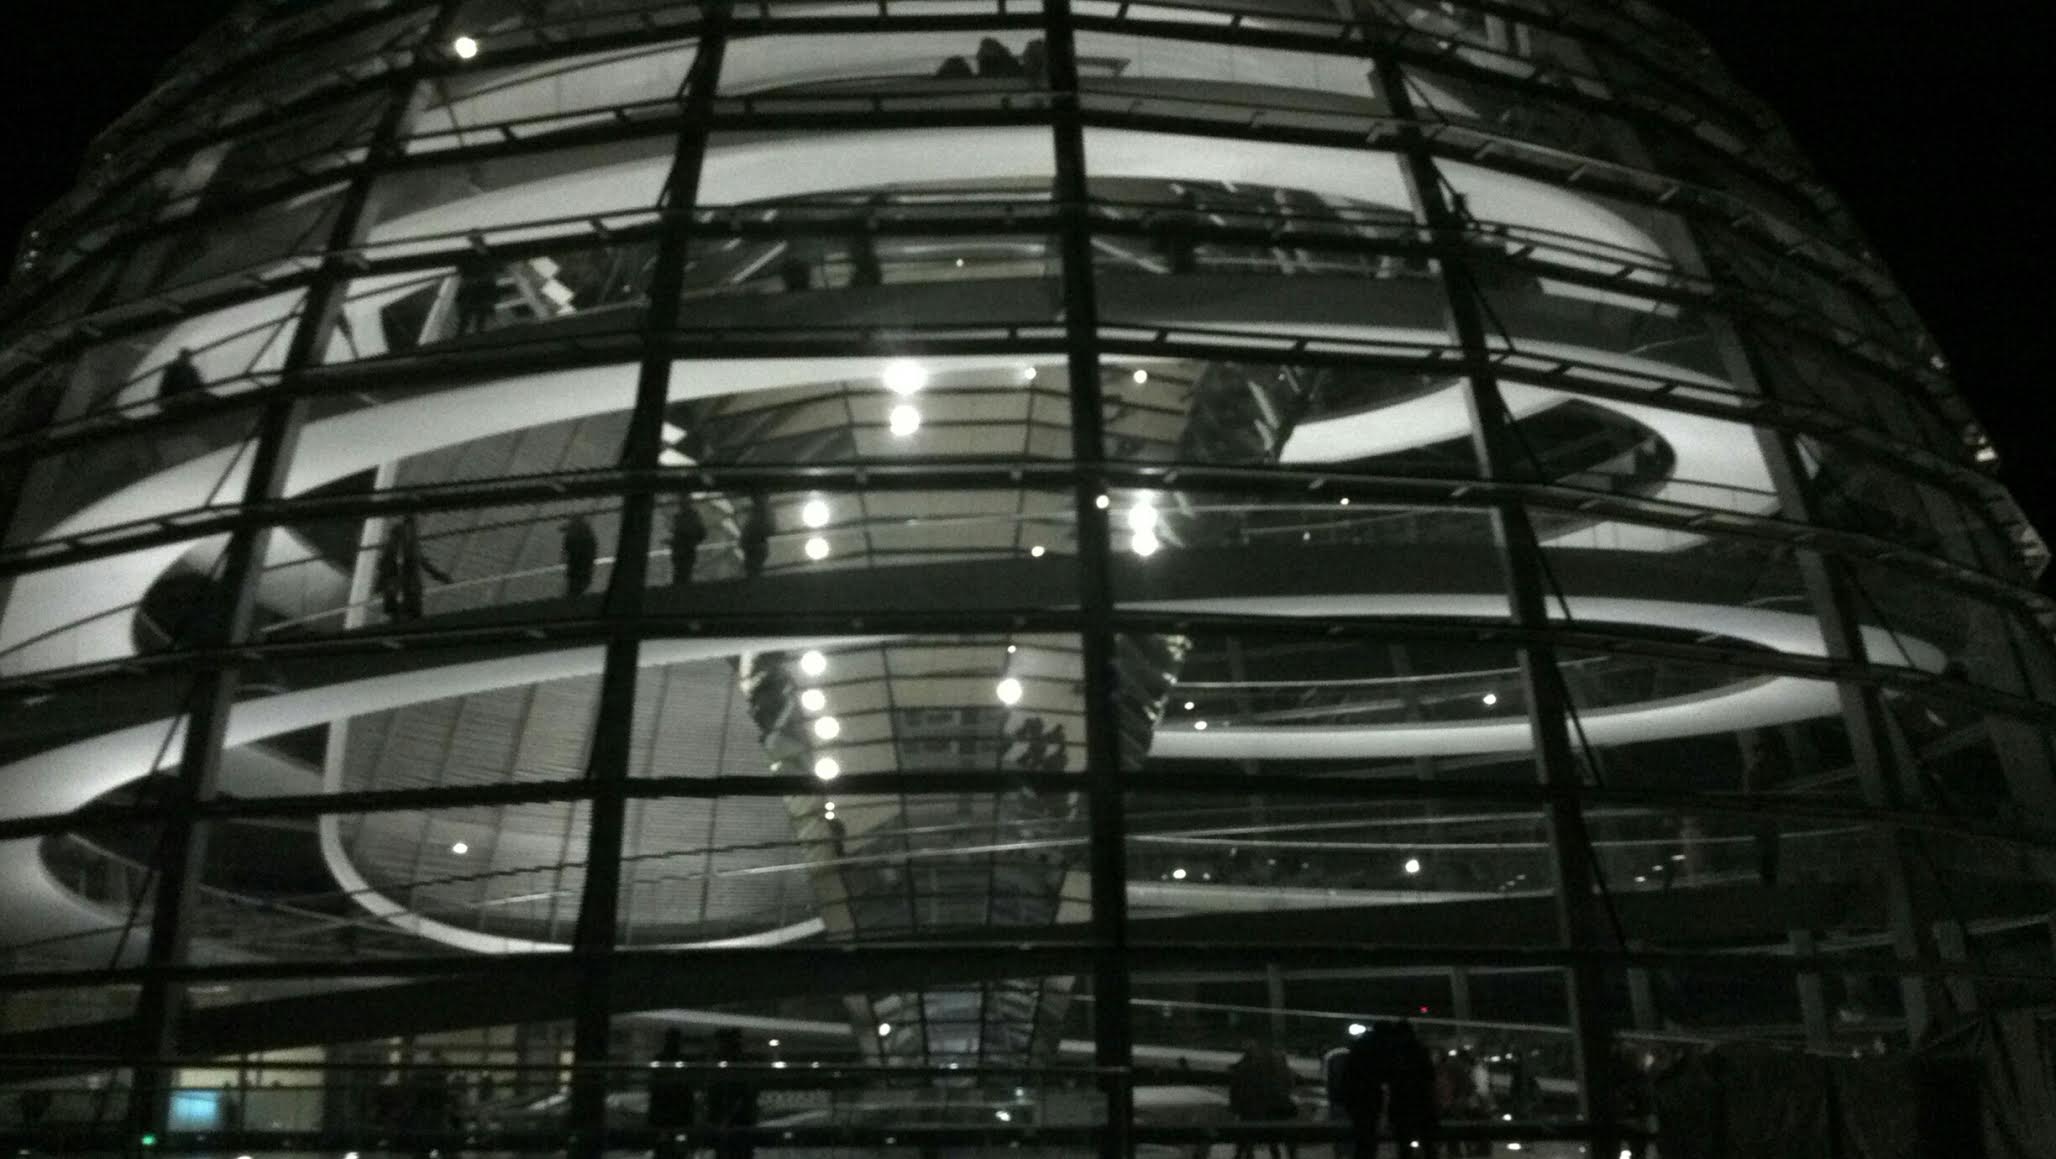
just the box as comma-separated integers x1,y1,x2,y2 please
802,643,1031,782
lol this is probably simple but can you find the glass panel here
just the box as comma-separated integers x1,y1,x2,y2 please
32,288,304,427
452,0,699,53
4,404,264,549
0,814,172,980
0,531,238,677
406,39,698,153
1130,630,1533,781
719,28,1053,106
99,181,346,301
361,136,676,258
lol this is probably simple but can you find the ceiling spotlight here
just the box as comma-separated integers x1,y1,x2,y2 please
1029,544,1046,558
888,404,922,437
1023,366,1038,381
451,35,480,59
1183,701,1195,710
799,650,828,676
801,499,830,528
994,1109,1012,1122
450,841,469,855
877,1021,892,1037
1126,502,1158,533
1403,857,1422,875
768,1039,780,1048
1171,867,1187,881
1339,497,1351,506
800,688,827,712
1348,1022,1368,1038
813,716,841,741
1482,692,1498,706
1094,494,1110,510
1006,644,1018,654
804,535,830,560
813,757,841,781
1193,720,1208,731
1131,530,1160,557
823,802,835,812
996,677,1024,705
1131,368,1149,384
882,359,928,395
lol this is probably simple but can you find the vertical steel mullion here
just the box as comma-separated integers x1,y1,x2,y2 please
1374,49,1619,1155
1044,2,1130,1153
565,8,730,1149
125,3,462,1130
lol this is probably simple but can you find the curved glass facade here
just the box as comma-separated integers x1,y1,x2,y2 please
3,0,2054,1154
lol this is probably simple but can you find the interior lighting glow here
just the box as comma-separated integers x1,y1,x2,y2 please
1184,701,1196,710
1171,867,1187,881
1403,857,1422,875
450,842,469,855
813,716,841,741
801,499,830,528
813,757,841,781
1131,530,1160,557
1126,502,1158,532
451,35,480,59
1347,1023,1367,1038
877,1022,892,1037
1006,644,1018,654
800,688,827,712
1193,720,1208,731
768,1039,780,1047
1339,497,1351,506
1030,545,1046,557
995,1110,1012,1122
804,536,830,560
800,650,828,676
1131,368,1149,384
1023,366,1038,381
1482,692,1499,707
1095,494,1110,509
888,404,922,436
882,359,928,395
996,677,1024,705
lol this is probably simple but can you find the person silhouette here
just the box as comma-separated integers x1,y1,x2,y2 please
704,1028,756,1159
670,499,707,587
452,251,500,336
1383,1021,1439,1159
648,1027,695,1157
561,514,599,597
158,348,205,402
739,492,773,579
375,513,450,621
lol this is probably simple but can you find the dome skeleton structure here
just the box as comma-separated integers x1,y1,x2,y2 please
1,0,2053,1154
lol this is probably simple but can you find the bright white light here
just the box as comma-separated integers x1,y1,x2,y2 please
813,757,841,781
451,35,480,59
1508,1146,1522,1153
450,842,469,855
813,716,841,741
1131,530,1159,557
1023,366,1038,381
1029,545,1046,558
994,1110,1012,1123
882,359,928,395
801,499,830,528
822,803,834,813
804,535,830,560
1131,368,1149,384
1006,644,1018,654
1339,497,1351,506
346,1152,361,1159
1482,692,1498,707
1621,1151,1634,1159
768,1039,780,1047
1403,857,1422,875
1094,494,1110,509
1126,503,1158,533
800,650,828,676
1183,701,1196,710
996,677,1024,705
1193,720,1208,731
888,404,922,436
877,1021,892,1037
800,688,827,712
1171,867,1187,881
1347,1022,1368,1038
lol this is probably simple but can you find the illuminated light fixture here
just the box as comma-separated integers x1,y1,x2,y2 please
450,842,469,855
1006,644,1018,654
995,1110,1012,1123
801,499,830,528
1183,701,1195,710
1170,867,1187,881
1339,497,1351,506
1403,857,1422,875
813,716,841,741
1126,502,1158,533
1131,530,1160,557
822,802,834,813
800,688,826,713
804,536,830,560
996,677,1024,706
882,359,928,395
888,404,922,437
1482,692,1499,707
1131,368,1149,384
812,757,841,781
876,1021,892,1037
451,35,480,59
1347,1023,1367,1038
1193,720,1208,731
1094,494,1110,510
1023,366,1038,381
768,1039,780,1047
1029,545,1046,558
1635,875,1647,883
799,650,828,676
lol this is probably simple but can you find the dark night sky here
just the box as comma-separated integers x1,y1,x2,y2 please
2,1,2050,550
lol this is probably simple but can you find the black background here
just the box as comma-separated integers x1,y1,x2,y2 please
1,1,2050,569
